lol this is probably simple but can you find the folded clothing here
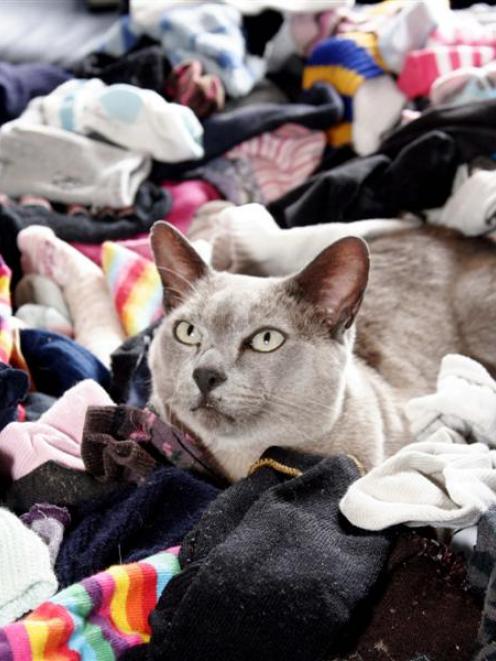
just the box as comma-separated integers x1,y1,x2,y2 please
0,97,151,207
0,549,180,660
0,379,113,482
41,78,204,163
0,508,58,626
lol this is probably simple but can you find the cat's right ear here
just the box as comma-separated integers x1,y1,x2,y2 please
151,221,209,310
287,236,370,337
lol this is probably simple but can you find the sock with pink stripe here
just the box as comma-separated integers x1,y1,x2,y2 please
397,45,496,99
17,226,125,366
226,123,326,203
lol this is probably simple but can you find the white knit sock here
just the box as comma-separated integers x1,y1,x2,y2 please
17,226,125,366
0,508,57,625
339,429,496,531
192,202,420,276
352,76,406,156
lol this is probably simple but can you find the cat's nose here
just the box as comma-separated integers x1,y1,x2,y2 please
193,367,227,396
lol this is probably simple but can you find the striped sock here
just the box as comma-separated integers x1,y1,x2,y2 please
0,548,180,660
102,241,163,337
397,45,496,99
227,123,326,203
303,32,387,148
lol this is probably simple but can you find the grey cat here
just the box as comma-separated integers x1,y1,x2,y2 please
148,221,496,481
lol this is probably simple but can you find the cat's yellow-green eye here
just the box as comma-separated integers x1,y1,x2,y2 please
174,321,202,346
248,329,286,353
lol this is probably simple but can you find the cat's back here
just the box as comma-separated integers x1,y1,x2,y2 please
355,226,496,396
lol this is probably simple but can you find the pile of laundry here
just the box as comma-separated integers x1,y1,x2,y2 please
2,0,496,659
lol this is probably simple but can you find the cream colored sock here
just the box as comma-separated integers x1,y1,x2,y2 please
17,226,125,366
191,203,420,276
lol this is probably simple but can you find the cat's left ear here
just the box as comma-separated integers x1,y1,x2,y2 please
151,221,209,310
287,236,370,336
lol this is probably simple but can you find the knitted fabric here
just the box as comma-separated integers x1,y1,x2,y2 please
101,241,163,337
0,549,180,660
55,465,220,587
0,508,58,626
303,32,386,146
130,449,392,661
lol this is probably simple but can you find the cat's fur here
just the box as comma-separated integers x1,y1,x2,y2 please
149,222,496,481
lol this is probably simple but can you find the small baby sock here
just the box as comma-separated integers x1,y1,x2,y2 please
165,60,225,119
42,78,204,163
17,226,125,366
352,75,406,156
15,274,71,321
15,304,73,337
101,241,163,337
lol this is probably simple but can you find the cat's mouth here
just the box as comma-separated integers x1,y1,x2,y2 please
190,399,236,424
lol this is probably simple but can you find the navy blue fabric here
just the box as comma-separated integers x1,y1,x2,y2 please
55,465,220,587
20,329,110,397
0,363,28,431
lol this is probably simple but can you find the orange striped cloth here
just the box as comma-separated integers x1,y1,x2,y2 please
227,123,326,203
0,548,180,660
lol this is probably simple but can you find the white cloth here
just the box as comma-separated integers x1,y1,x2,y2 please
406,353,496,446
0,98,150,207
0,509,58,625
41,78,204,163
432,166,496,236
340,354,496,531
340,429,496,530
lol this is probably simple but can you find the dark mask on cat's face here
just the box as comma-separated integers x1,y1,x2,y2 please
148,222,369,479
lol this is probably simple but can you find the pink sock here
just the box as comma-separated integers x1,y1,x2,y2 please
398,45,496,98
0,379,113,480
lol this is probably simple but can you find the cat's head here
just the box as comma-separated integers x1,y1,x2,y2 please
148,221,369,478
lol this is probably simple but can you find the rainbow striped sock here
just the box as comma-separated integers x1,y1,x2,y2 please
0,548,180,660
102,241,163,337
0,257,13,364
